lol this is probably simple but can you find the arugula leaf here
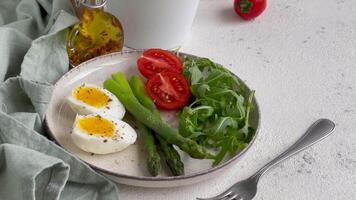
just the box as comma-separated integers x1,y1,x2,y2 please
207,117,238,137
179,57,255,166
178,105,214,139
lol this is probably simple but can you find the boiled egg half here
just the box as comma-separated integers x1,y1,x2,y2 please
71,114,137,154
67,83,125,119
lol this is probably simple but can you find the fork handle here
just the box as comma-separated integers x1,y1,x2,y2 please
253,119,335,180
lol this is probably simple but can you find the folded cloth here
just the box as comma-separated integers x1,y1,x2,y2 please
0,0,119,199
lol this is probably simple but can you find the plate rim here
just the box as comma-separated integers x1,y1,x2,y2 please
44,50,261,182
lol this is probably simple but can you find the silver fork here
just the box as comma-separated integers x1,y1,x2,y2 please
197,118,336,200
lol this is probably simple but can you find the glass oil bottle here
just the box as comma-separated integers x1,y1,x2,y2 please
67,0,124,66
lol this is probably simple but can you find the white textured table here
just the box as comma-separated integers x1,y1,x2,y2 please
118,0,356,199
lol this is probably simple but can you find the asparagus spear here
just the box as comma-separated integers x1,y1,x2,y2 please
103,72,210,159
156,135,184,176
124,113,161,176
130,75,184,176
128,76,162,176
129,75,160,116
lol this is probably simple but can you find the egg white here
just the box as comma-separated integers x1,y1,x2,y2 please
67,83,125,119
71,114,137,154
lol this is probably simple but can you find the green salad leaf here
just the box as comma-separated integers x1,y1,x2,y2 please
180,57,255,165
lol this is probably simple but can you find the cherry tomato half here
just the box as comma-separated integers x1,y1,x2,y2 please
145,71,190,110
234,0,266,20
137,49,182,79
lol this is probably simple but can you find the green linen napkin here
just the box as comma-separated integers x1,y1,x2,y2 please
0,0,119,199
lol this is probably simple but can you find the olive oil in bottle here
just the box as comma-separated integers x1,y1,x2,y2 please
67,0,124,66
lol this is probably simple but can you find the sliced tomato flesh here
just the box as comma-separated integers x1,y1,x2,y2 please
137,48,182,79
146,71,190,110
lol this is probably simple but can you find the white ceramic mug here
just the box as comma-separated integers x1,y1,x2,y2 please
106,0,200,49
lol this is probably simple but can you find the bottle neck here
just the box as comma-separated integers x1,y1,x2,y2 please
71,0,106,17
81,0,106,9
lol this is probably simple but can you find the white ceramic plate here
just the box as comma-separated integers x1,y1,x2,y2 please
45,51,260,187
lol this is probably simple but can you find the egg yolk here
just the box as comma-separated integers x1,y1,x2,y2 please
77,116,114,137
73,85,110,108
